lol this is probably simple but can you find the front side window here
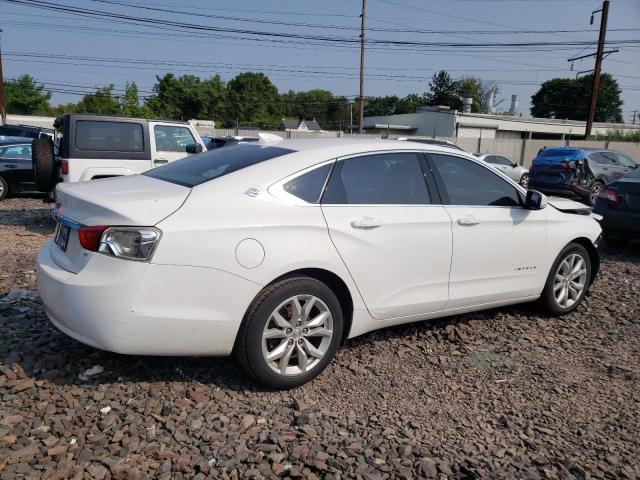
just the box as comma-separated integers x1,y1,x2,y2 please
75,120,144,152
614,153,637,168
322,152,430,205
431,154,520,207
284,164,332,203
0,144,31,158
144,144,296,187
154,125,197,152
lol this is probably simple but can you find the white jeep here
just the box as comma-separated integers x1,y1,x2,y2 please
32,114,206,198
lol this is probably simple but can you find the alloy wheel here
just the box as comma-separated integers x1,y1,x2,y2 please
261,295,334,376
520,173,530,188
553,253,587,309
590,183,602,205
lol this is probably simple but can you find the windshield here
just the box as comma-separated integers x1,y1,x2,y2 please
143,144,296,187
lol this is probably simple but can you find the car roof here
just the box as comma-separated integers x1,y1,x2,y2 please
262,137,464,155
0,136,33,146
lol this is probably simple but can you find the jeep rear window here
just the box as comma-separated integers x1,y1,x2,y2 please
75,121,144,152
143,144,296,187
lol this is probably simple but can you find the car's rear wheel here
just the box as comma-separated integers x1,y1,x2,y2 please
519,173,530,188
538,243,591,316
235,277,343,388
0,176,9,200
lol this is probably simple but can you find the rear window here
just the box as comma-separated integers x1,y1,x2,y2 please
144,144,296,187
76,120,144,152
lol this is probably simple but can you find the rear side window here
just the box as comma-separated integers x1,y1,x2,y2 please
144,144,296,187
589,152,616,166
154,125,196,152
431,154,520,207
322,153,430,204
76,121,144,152
284,164,332,203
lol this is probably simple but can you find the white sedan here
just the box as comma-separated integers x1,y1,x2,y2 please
37,138,602,388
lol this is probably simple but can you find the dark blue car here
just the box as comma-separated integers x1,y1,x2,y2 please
528,147,637,205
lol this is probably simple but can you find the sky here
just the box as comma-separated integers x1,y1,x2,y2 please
2,0,640,123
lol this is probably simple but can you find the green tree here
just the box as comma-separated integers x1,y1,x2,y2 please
75,85,121,115
281,89,350,130
121,82,143,117
144,74,224,121
5,75,52,115
224,72,281,128
426,70,461,109
531,73,623,122
454,77,499,113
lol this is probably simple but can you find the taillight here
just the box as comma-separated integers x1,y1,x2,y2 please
98,227,161,261
598,187,619,204
60,160,69,175
77,225,109,251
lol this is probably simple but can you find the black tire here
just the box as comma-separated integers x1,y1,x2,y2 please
235,277,344,389
519,173,530,188
538,243,592,316
32,137,56,192
604,233,631,247
0,176,9,200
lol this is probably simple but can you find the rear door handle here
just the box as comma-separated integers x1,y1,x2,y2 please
457,215,480,226
154,159,168,164
350,217,383,230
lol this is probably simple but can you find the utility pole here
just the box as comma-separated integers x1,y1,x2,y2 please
358,0,366,134
632,110,638,125
0,29,6,126
586,0,609,138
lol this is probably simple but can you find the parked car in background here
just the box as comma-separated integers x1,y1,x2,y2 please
476,153,529,187
31,114,206,200
397,137,464,151
0,137,40,200
594,167,640,246
0,124,54,139
528,147,638,205
37,139,601,388
201,135,259,150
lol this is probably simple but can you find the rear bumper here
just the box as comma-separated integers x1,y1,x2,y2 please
529,181,590,200
37,240,261,356
594,203,640,237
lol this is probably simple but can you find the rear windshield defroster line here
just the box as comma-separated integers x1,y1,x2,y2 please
143,144,296,187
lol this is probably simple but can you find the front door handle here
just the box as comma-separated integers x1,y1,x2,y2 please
351,217,383,230
154,159,168,164
457,215,480,226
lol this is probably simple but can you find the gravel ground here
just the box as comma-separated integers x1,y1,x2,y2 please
1,197,639,479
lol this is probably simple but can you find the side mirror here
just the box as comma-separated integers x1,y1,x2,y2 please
186,143,203,154
525,189,547,210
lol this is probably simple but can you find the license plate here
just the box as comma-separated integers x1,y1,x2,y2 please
55,223,70,252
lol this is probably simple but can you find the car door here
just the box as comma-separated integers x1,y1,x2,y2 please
320,151,452,320
496,156,521,182
0,144,34,191
150,123,200,166
427,153,547,309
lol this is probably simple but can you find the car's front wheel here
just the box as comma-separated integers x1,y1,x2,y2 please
538,243,591,316
519,173,530,188
589,181,604,206
235,277,343,388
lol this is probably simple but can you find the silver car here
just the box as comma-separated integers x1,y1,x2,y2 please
476,154,529,188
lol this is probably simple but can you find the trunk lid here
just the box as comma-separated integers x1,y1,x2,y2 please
608,177,640,212
52,175,190,273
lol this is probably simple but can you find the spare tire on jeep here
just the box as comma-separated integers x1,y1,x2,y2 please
32,137,57,192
